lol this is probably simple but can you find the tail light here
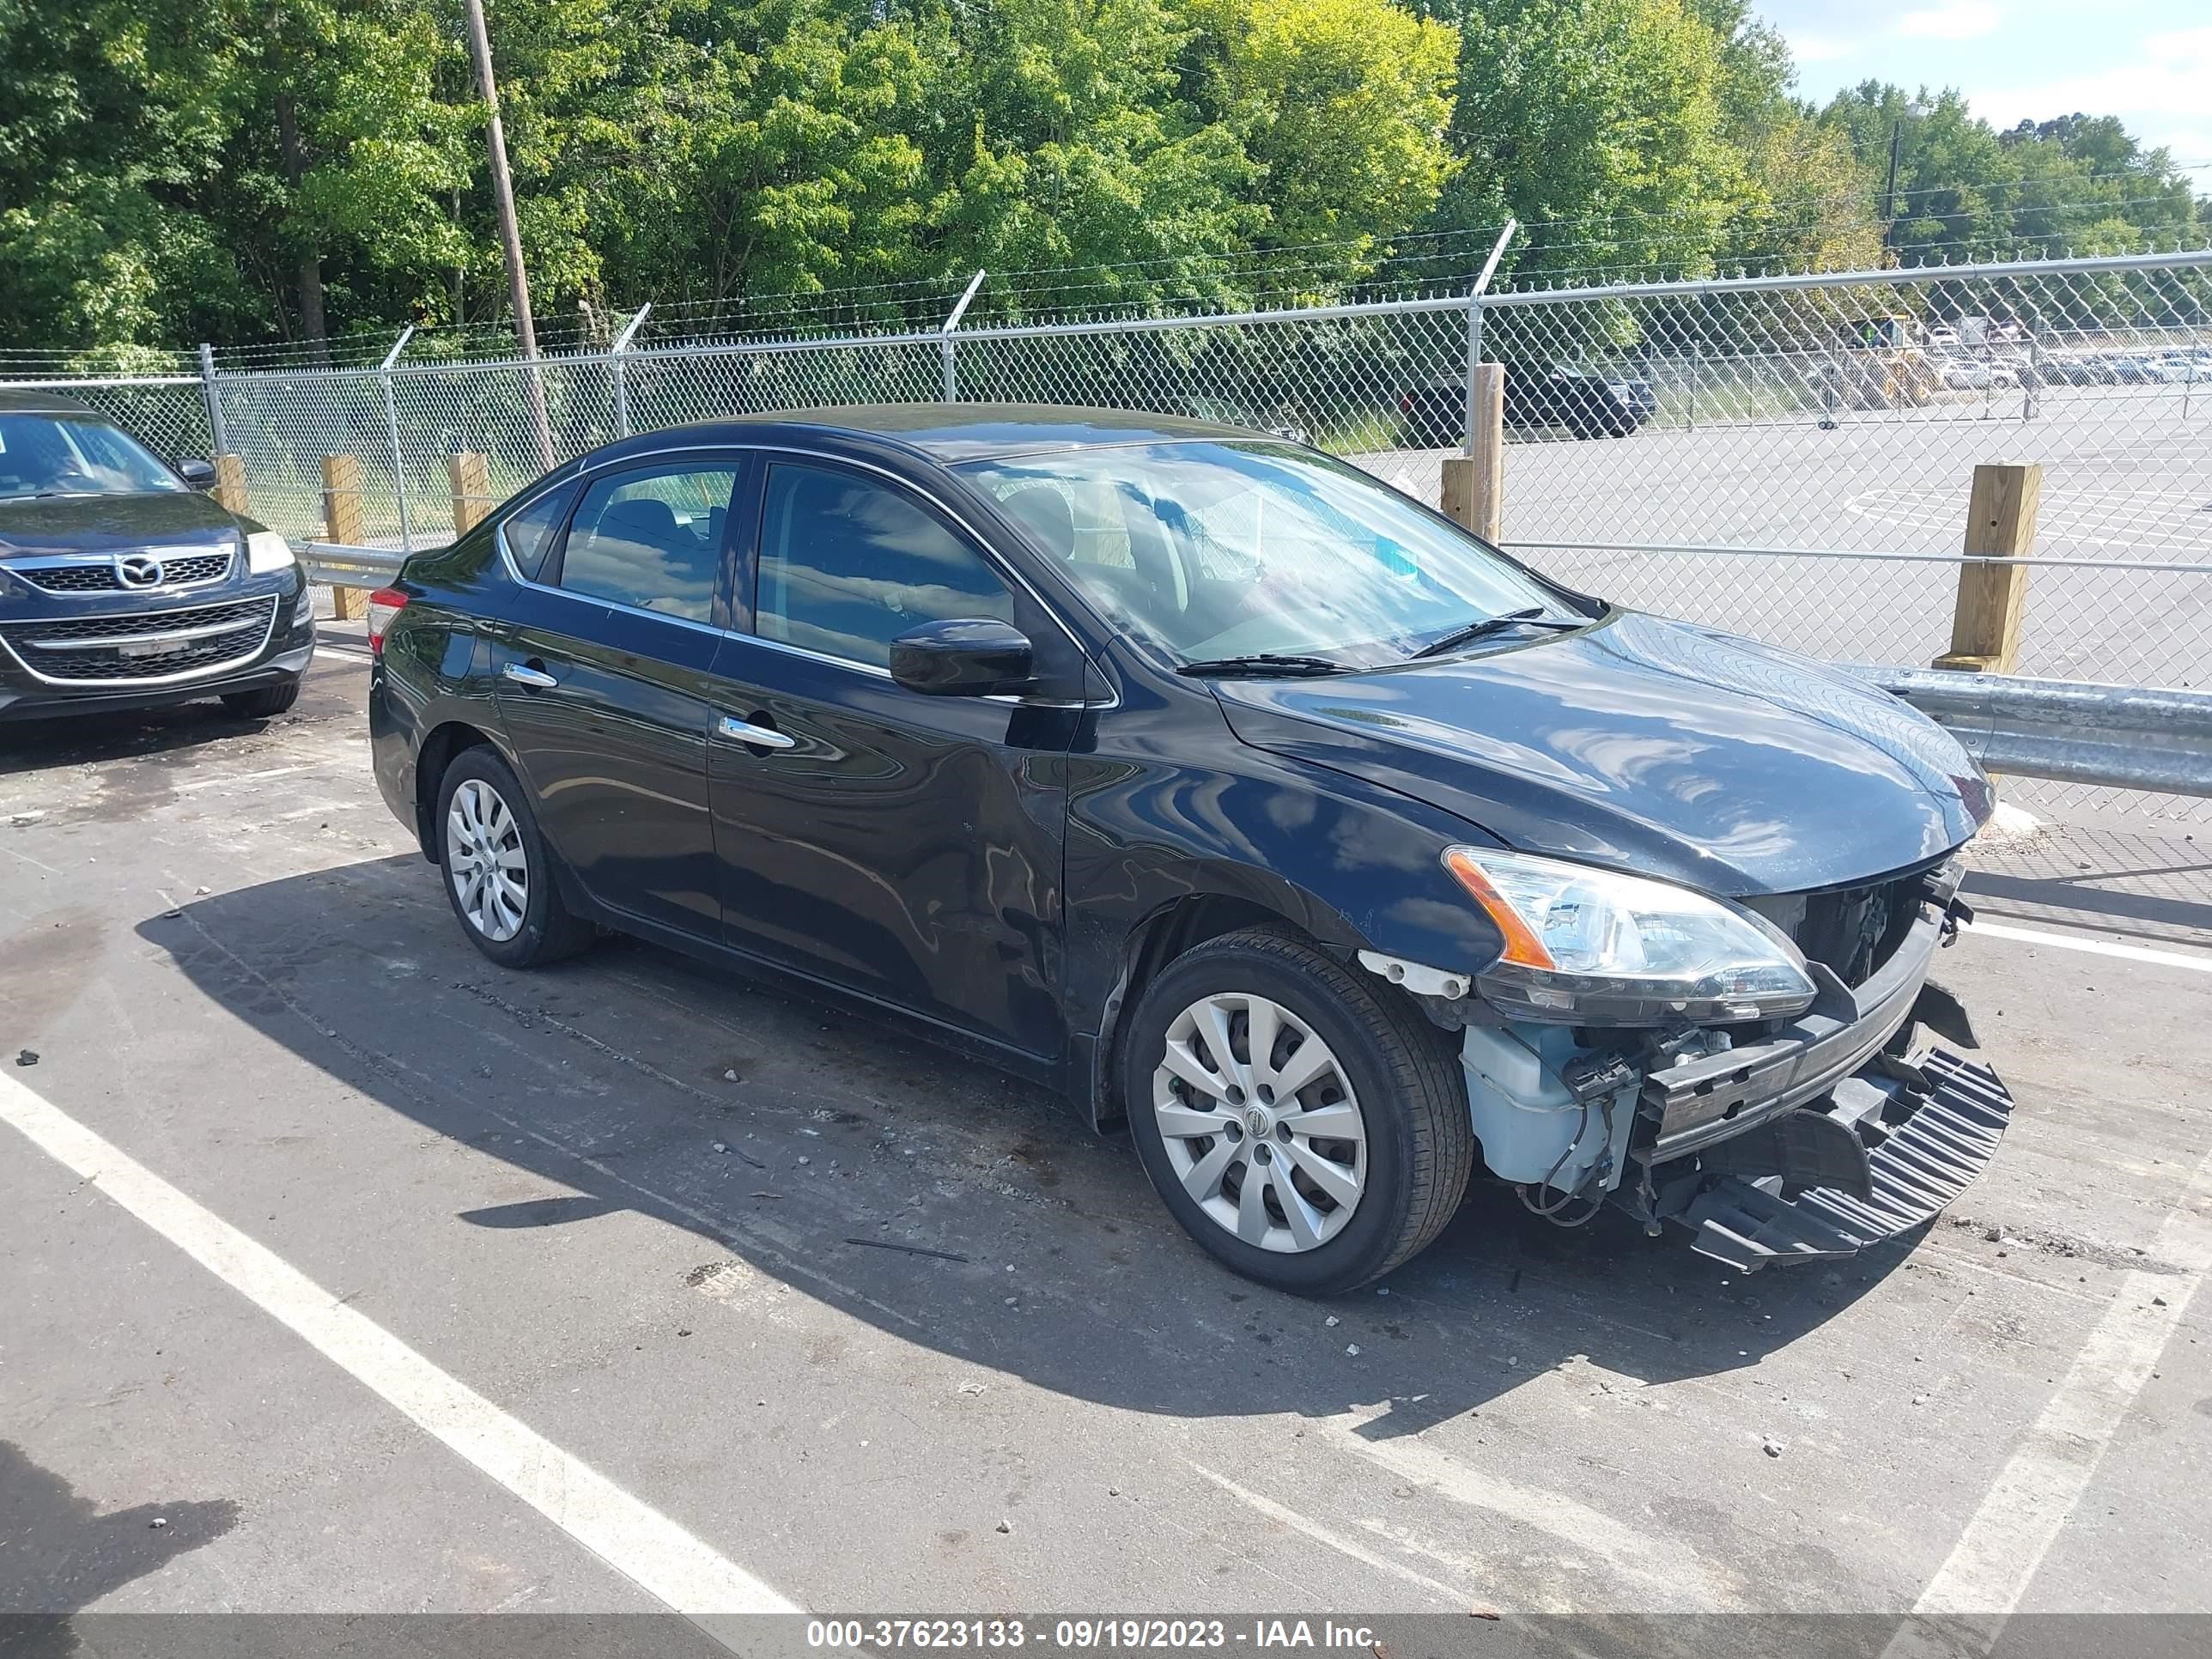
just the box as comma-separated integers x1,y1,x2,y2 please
366,587,408,656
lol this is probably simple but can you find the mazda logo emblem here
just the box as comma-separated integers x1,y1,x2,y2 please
116,556,162,588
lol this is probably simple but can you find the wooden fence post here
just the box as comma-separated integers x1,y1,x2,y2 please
211,454,250,518
448,451,491,535
321,453,367,622
1935,462,2041,673
1440,362,1505,543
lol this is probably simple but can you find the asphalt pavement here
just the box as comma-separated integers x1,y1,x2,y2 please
2,645,2208,1647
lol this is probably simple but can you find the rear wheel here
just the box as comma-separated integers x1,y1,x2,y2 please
220,678,301,719
1121,927,1474,1294
434,746,593,968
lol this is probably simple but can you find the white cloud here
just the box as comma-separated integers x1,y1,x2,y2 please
1898,3,2002,40
1792,34,1856,64
1972,27,2212,128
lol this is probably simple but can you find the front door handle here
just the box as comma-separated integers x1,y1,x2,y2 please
718,714,795,750
502,661,558,690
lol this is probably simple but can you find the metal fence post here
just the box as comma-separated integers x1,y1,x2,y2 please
197,343,229,460
1460,220,1517,457
380,325,416,552
1936,462,2042,674
940,270,987,402
610,302,652,438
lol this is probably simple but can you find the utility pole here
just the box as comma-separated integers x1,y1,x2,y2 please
1881,119,1904,264
464,0,554,471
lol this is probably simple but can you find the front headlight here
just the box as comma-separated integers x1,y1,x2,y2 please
246,530,296,574
1443,847,1817,1025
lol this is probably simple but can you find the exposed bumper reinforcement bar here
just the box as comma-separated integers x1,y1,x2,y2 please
1674,1048,2014,1272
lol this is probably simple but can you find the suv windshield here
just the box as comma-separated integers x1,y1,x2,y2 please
960,441,1571,665
0,413,185,501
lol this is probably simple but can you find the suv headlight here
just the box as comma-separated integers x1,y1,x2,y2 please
246,530,295,574
1443,847,1818,1025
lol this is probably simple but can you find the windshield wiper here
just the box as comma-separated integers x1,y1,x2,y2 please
1408,607,1583,660
1175,653,1350,678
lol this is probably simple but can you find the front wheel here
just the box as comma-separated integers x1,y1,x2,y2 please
1121,927,1474,1294
434,746,594,969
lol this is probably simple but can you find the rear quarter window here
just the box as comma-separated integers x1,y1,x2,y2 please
500,487,574,581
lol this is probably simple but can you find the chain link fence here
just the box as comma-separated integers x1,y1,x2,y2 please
7,248,2208,824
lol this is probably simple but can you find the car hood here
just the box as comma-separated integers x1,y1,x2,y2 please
1212,611,1990,897
0,489,246,558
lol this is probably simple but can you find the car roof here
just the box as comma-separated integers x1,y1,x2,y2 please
0,388,111,419
614,404,1267,464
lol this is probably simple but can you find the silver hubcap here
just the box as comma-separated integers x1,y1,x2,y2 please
1152,992,1366,1254
447,778,528,942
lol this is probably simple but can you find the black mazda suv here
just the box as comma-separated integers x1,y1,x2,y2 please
0,390,314,723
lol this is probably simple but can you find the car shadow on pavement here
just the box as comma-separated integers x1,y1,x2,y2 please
0,704,280,779
138,857,1917,1440
0,1440,238,1652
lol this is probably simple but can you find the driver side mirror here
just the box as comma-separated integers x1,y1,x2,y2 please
889,618,1035,697
175,458,217,489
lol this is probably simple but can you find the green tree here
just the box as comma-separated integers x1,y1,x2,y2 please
1438,0,1744,282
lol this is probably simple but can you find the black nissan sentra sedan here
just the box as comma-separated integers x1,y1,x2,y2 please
0,391,314,721
367,406,2011,1293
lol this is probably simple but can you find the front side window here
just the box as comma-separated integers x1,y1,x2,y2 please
962,441,1564,665
558,465,737,623
756,463,1014,668
0,414,185,501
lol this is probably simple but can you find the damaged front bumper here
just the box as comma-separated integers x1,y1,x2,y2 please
1445,868,2015,1270
1625,880,2014,1269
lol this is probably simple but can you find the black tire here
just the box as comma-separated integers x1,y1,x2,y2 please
433,745,594,969
220,678,301,719
1121,927,1474,1294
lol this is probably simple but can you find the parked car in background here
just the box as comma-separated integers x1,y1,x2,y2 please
2106,355,2169,384
0,391,314,723
368,404,2008,1292
1936,358,2021,391
2040,355,2118,386
1400,362,1658,446
1166,396,1310,446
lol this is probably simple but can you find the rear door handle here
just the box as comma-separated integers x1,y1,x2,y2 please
718,714,795,750
501,662,558,690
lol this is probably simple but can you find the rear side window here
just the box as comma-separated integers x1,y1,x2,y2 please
500,487,573,581
557,465,738,623
755,463,1013,668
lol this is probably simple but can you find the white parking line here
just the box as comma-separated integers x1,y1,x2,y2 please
1324,1408,1743,1609
0,1071,799,1619
1190,1465,1464,1606
1967,919,2212,975
1901,1133,2212,1629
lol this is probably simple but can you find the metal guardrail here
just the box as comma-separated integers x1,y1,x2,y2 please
301,541,407,589
300,538,2209,799
1856,666,2212,797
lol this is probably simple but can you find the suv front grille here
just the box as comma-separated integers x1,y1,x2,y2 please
14,551,233,592
0,594,276,685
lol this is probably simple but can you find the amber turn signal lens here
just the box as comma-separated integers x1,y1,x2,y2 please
1442,847,1558,971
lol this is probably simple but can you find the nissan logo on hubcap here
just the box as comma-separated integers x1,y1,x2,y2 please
116,556,162,588
1244,1107,1270,1139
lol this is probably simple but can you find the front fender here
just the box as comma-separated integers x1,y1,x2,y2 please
1061,736,1510,1048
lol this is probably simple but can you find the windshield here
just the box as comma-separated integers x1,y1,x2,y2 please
0,414,185,501
958,441,1570,665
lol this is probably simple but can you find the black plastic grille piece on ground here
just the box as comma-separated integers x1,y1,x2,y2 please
1683,1048,2013,1271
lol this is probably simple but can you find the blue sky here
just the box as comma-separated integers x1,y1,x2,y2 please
1757,0,2211,168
